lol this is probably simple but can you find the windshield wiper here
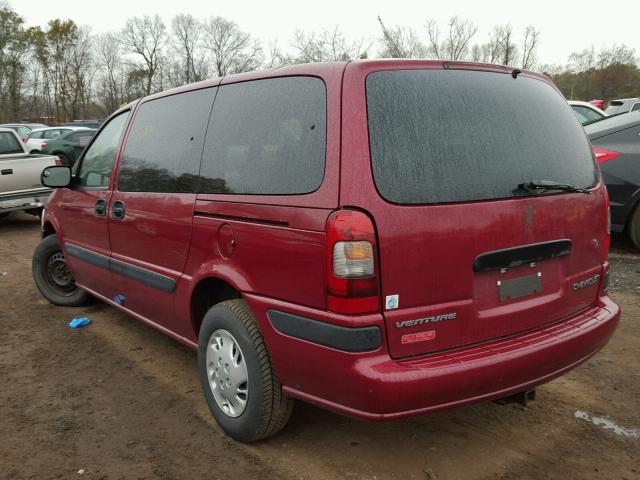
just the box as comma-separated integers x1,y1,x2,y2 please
515,180,591,195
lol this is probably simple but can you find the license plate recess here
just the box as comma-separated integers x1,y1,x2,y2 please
498,273,542,302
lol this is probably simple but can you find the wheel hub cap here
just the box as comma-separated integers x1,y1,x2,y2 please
206,329,248,417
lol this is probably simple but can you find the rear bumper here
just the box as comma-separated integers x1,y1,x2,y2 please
0,193,49,213
245,293,620,421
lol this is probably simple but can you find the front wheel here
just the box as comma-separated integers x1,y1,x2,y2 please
32,234,89,306
197,299,294,442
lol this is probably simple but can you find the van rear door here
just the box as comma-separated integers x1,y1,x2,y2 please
342,63,608,359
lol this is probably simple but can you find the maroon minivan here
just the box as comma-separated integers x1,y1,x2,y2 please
34,60,620,442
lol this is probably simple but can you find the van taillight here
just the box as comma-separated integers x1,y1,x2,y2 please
593,149,620,164
54,156,62,166
326,210,379,314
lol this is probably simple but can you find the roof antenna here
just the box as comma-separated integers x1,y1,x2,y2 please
511,69,522,79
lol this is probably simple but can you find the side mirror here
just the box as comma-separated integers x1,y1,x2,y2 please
41,165,72,188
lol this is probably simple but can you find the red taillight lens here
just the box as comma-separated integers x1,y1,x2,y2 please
593,148,621,164
41,142,48,149
23,137,28,143
326,210,379,314
54,156,62,166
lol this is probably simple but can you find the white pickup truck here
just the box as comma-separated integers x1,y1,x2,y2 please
0,127,59,218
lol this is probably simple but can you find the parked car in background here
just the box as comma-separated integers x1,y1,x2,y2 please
568,100,608,125
33,60,619,443
40,129,96,166
64,120,103,129
0,127,59,218
605,98,640,116
26,127,93,153
1,124,34,140
589,99,605,111
585,111,640,249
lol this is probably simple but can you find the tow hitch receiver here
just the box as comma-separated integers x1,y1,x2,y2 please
494,389,536,407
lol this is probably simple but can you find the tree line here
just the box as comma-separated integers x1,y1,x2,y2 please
0,2,638,124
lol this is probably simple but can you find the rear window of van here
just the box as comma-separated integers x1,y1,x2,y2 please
366,70,598,204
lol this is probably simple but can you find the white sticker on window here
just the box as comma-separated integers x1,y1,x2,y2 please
385,295,399,310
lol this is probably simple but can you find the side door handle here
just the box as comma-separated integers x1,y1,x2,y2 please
1,169,13,175
95,199,107,216
112,200,126,219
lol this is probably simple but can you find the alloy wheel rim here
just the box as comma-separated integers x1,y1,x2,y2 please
206,329,249,418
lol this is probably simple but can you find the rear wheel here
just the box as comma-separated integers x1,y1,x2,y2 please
197,299,294,442
32,234,89,306
628,204,640,250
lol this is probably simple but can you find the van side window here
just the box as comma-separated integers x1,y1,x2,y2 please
118,88,216,193
199,77,326,195
77,111,130,188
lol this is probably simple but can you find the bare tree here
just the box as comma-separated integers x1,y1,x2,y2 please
95,32,129,113
292,26,369,62
597,44,636,69
377,16,426,58
500,25,518,65
66,26,93,119
424,19,441,59
263,39,292,69
521,25,540,69
202,17,262,77
121,15,167,96
426,16,478,60
170,14,206,85
568,46,596,72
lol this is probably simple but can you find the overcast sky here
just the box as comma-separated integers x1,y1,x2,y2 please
15,0,640,66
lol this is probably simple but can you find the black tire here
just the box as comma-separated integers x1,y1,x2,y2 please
32,234,89,306
197,299,294,442
629,204,640,250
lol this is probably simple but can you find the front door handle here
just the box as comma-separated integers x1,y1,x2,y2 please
95,199,107,216
1,169,13,175
112,200,126,219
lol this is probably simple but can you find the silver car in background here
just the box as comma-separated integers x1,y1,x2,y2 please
605,98,640,115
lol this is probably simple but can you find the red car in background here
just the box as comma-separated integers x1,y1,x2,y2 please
590,99,606,110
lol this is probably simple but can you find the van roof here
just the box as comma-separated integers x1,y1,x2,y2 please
139,60,548,105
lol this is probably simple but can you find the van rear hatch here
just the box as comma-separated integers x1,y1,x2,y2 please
364,67,607,358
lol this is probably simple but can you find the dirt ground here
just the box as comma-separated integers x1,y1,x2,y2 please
1,212,638,480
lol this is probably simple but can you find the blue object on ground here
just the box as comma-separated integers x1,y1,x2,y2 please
114,294,125,305
69,317,91,329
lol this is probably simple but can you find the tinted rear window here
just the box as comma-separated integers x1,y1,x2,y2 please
366,70,598,204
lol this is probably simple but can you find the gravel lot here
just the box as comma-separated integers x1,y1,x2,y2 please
1,212,638,480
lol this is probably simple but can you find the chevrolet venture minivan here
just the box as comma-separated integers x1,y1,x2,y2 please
34,60,621,442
